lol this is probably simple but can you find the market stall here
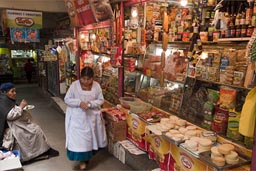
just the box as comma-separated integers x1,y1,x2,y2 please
104,0,256,170
64,0,124,104
62,0,256,170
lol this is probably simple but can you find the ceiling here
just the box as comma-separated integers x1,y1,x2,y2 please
0,0,67,13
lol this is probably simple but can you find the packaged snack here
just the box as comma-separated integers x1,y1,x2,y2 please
211,106,229,134
203,101,214,120
226,109,244,141
208,89,219,103
220,56,229,69
218,87,237,109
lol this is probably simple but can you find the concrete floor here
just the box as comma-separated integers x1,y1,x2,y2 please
15,83,132,171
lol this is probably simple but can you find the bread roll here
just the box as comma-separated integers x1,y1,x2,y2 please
186,125,197,130
185,130,197,138
218,144,235,155
226,157,239,165
168,129,180,135
172,134,184,142
178,127,187,134
160,118,169,124
177,119,186,127
212,156,226,167
225,151,238,160
211,146,222,157
169,115,179,121
184,140,198,152
198,138,212,147
198,145,211,152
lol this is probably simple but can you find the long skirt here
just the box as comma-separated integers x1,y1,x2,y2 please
66,148,103,161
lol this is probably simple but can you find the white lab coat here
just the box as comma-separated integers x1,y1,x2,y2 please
64,80,107,152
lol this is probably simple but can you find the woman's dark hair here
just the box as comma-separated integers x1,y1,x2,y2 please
81,66,94,78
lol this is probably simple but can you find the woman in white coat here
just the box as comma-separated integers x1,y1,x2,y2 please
64,66,107,170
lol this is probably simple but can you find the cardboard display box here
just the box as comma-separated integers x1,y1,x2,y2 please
106,120,127,142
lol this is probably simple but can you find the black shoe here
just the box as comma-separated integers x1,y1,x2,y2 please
22,155,49,165
46,148,59,158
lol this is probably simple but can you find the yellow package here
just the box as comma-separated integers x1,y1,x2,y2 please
239,87,256,137
227,109,244,141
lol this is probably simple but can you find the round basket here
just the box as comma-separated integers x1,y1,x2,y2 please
119,97,141,109
129,101,152,114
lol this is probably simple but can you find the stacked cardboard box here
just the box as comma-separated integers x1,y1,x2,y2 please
103,107,127,142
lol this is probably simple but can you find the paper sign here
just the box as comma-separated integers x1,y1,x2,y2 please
5,9,42,29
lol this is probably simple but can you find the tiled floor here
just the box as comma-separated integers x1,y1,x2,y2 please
14,83,131,171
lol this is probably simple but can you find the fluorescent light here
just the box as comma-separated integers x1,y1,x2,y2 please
180,0,187,6
131,7,138,18
80,33,85,39
201,52,208,59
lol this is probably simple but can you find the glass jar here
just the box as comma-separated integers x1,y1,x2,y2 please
236,25,241,37
241,25,248,37
247,26,254,37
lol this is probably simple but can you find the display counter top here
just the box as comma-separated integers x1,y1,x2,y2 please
118,104,252,171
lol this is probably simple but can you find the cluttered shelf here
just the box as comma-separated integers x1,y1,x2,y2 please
146,38,250,46
196,78,253,90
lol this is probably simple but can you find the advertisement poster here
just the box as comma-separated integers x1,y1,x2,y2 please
10,28,40,42
5,10,42,29
65,0,113,27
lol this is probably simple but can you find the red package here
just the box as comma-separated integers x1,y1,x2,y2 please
211,106,229,134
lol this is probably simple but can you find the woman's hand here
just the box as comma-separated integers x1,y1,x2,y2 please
80,101,90,110
20,99,27,109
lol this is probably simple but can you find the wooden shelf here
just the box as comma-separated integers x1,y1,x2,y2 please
217,37,251,42
196,78,252,90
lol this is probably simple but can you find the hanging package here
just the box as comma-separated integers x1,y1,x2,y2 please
239,87,256,137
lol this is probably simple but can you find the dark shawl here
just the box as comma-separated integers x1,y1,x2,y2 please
0,93,16,146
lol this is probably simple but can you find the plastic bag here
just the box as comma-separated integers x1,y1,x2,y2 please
239,87,256,137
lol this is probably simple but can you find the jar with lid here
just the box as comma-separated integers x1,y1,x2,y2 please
241,24,248,37
236,25,241,37
221,29,226,38
247,25,254,37
230,25,236,38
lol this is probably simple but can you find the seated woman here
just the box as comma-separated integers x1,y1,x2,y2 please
0,82,59,163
